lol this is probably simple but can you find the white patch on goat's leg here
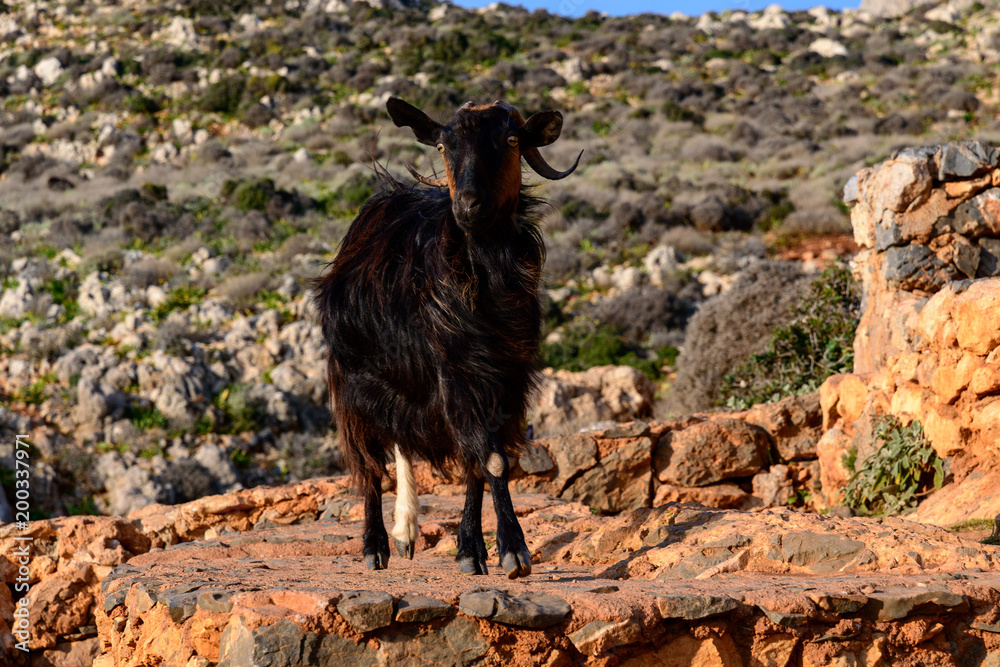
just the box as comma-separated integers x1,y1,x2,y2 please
486,452,505,478
391,444,419,559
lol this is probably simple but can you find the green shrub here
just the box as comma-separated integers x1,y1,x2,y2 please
127,405,169,431
336,175,374,210
151,285,206,322
541,322,674,380
125,94,162,115
221,178,275,213
661,101,704,125
212,384,268,434
67,496,98,515
719,264,860,409
16,377,51,405
670,261,811,415
949,518,994,533
984,520,1000,546
42,278,81,323
198,77,246,114
229,448,252,469
318,173,375,215
844,416,944,517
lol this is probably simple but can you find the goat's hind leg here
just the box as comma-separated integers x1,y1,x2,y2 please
456,467,488,575
361,467,391,571
483,444,531,579
391,444,419,559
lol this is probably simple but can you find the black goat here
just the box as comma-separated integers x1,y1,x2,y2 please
315,98,580,579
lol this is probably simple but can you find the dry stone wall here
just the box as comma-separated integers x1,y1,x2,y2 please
821,141,1000,523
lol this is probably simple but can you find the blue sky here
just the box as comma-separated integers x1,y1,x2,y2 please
451,0,857,17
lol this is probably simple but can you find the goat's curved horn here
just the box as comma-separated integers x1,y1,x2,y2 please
523,147,583,180
492,100,582,179
404,163,448,187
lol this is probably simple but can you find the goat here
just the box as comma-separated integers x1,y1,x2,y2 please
314,97,580,579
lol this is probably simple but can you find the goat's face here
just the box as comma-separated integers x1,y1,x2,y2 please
387,98,582,230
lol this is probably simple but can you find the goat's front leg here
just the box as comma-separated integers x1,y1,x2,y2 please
456,467,488,575
362,472,390,571
391,444,418,560
482,443,532,579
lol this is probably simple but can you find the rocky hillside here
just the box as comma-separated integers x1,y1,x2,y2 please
2,0,1000,520
6,139,1000,665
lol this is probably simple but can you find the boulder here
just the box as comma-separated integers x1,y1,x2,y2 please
738,392,823,461
512,424,652,512
529,366,655,438
655,419,770,487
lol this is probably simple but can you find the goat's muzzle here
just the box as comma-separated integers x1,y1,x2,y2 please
452,190,487,228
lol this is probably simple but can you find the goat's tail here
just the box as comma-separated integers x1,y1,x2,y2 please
328,360,388,495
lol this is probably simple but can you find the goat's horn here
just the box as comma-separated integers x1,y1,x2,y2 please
405,163,448,187
523,147,583,180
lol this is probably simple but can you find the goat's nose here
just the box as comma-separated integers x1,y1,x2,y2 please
455,192,482,218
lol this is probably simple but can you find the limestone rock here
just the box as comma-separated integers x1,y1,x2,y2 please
655,419,770,487
752,464,794,507
568,618,642,655
512,426,652,512
938,141,998,181
529,365,655,438
560,434,652,512
458,589,570,629
656,594,739,620
738,392,823,461
337,590,394,632
653,481,749,509
394,594,454,623
829,144,1000,524
808,38,849,58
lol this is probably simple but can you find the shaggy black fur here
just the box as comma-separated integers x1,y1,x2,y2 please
316,170,544,479
315,170,545,576
315,97,577,578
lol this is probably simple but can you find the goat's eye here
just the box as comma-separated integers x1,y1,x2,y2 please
507,135,519,147
436,143,445,153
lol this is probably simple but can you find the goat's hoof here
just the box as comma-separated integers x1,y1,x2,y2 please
364,551,390,571
394,538,415,560
457,554,488,575
499,545,532,579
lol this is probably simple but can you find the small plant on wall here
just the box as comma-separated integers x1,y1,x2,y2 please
844,416,945,517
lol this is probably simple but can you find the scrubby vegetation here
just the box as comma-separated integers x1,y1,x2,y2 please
0,0,996,517
719,265,860,409
541,322,677,380
844,416,945,517
666,261,813,415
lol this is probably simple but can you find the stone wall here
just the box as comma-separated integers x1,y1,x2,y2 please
820,141,1000,523
402,393,825,515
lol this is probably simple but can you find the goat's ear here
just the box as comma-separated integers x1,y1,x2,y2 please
521,110,563,147
387,97,441,146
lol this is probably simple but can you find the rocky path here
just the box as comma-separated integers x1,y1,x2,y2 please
6,476,996,666
96,518,1000,667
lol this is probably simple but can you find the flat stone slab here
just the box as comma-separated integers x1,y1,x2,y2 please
89,495,1000,667
7,477,1000,666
